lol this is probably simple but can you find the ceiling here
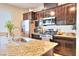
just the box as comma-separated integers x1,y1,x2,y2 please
8,3,44,9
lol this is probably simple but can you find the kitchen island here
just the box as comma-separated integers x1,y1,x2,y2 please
0,37,57,56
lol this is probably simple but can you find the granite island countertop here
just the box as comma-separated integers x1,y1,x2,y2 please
0,38,57,56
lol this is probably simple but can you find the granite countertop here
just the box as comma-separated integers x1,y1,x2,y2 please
0,39,57,56
54,35,76,39
32,33,40,35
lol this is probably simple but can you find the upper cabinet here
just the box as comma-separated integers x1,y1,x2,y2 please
65,4,76,25
55,5,66,25
23,12,37,20
23,3,76,25
56,3,76,25
36,11,44,20
36,8,56,19
44,8,56,18
36,3,76,25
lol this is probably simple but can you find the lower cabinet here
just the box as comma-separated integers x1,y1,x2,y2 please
53,37,76,56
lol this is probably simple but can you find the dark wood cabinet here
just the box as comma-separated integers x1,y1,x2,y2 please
55,5,66,25
53,36,76,56
44,8,56,18
36,3,76,25
56,3,76,25
36,11,45,20
23,12,37,20
36,8,56,20
23,4,76,24
65,4,76,25
64,39,76,55
53,38,67,55
36,12,40,20
44,10,49,18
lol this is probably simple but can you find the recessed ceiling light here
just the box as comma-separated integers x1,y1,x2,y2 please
50,11,55,16
69,7,75,11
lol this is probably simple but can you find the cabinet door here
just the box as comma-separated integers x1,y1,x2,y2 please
34,12,37,20
65,4,76,25
44,8,56,18
53,39,65,55
64,40,76,55
36,12,40,20
56,6,66,25
23,12,37,20
36,11,44,20
28,12,37,20
40,11,45,19
44,10,49,17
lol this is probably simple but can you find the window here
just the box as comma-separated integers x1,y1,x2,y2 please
0,11,12,32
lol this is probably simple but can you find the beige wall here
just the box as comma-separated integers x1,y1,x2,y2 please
0,3,28,35
0,4,28,28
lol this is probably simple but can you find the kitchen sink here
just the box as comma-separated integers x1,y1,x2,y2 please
22,37,33,42
13,37,33,43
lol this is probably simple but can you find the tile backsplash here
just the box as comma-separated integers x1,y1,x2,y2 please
43,25,76,33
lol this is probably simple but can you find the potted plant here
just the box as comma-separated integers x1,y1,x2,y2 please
5,21,14,37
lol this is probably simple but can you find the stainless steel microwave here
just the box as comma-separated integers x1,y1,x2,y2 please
41,17,56,26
